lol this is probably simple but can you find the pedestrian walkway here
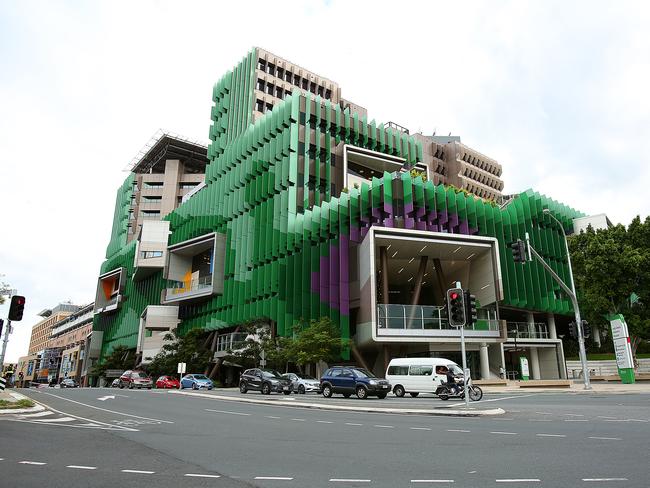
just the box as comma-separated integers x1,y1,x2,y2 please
481,381,650,394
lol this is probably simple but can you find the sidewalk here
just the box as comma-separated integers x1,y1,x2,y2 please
0,390,43,414
481,381,650,394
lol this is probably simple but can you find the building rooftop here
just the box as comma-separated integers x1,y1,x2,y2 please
126,130,208,174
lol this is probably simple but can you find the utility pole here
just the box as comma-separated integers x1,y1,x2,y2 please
527,214,591,390
0,319,10,368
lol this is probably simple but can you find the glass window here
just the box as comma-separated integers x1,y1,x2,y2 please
275,86,283,98
409,365,433,376
276,67,284,79
256,79,265,91
387,365,409,375
351,368,376,378
294,74,301,85
256,99,265,112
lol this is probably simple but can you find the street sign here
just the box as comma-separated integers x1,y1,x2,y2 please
609,314,635,383
177,362,187,374
519,357,530,381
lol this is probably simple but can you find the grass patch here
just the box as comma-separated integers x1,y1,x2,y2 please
0,399,35,409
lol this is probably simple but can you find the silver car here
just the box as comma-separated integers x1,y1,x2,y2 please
282,373,321,394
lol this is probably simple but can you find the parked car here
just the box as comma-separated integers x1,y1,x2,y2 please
282,372,321,394
155,375,180,389
110,378,120,388
60,378,79,388
119,370,153,389
180,374,213,390
320,366,391,399
240,368,293,395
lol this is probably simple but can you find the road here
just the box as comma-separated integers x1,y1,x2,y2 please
1,387,648,487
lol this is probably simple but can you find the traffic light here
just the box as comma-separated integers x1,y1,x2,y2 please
568,321,578,339
0,319,3,337
511,239,527,263
464,290,478,326
581,320,591,339
446,288,466,327
8,295,25,321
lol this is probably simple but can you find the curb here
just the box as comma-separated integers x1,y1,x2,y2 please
0,392,43,415
170,390,505,417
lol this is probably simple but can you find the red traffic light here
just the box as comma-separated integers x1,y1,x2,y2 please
15,297,25,305
450,292,459,300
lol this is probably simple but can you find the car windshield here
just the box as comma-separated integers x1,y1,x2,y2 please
193,375,208,380
134,372,148,378
262,370,283,379
352,368,376,378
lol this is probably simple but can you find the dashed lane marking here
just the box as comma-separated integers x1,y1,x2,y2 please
265,416,281,419
316,420,334,424
490,431,518,435
410,427,432,431
597,416,617,420
565,414,585,417
447,429,470,433
290,418,306,422
345,422,363,426
205,409,251,416
411,480,454,483
254,476,294,480
373,424,394,428
536,434,566,438
67,465,97,470
496,479,541,483
330,479,372,483
535,412,553,415
588,437,622,441
19,461,46,465
184,474,221,478
582,478,628,482
121,469,155,474
564,419,589,422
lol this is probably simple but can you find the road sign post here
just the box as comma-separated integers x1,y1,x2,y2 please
177,362,187,389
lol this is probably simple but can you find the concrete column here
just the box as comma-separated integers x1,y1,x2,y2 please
547,313,557,339
379,247,389,304
527,311,536,338
530,347,541,380
480,342,490,379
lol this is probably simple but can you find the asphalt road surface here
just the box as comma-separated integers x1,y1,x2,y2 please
1,387,648,488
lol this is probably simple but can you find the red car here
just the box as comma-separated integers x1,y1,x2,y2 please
155,375,180,389
119,370,153,389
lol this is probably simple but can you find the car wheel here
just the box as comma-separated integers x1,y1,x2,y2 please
439,394,449,401
356,386,368,400
129,383,134,389
409,392,419,398
192,383,198,390
298,385,305,394
322,384,333,398
119,382,124,389
239,382,248,394
377,393,387,399
261,383,271,395
393,385,405,397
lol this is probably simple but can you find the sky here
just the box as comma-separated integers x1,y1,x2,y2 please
1,0,649,362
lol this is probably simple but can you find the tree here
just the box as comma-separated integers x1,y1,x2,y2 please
146,328,213,378
90,345,134,377
226,318,290,371
287,317,349,370
569,216,650,364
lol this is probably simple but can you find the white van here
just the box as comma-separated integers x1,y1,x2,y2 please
385,357,461,397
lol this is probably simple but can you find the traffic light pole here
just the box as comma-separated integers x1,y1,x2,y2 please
0,319,11,369
526,242,591,390
455,281,470,409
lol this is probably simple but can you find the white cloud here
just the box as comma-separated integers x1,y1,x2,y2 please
1,0,649,360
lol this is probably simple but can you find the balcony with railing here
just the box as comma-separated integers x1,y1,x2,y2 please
376,304,501,338
506,322,550,340
163,275,213,303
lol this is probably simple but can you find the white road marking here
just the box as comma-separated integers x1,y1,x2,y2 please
265,416,281,419
493,418,514,421
67,465,97,470
564,419,588,422
490,431,518,435
565,413,585,417
121,469,155,474
330,479,371,483
345,422,363,426
627,419,648,422
582,478,628,482
374,424,394,428
451,393,540,407
31,391,173,424
19,461,47,465
447,429,470,433
496,479,541,483
255,476,294,480
535,412,553,415
529,419,552,422
316,420,334,424
290,418,306,422
205,409,250,416
588,436,622,441
30,416,75,423
97,395,116,401
411,480,454,483
468,471,477,474
597,416,617,419
536,434,566,438
410,427,432,431
184,474,221,478
18,411,54,418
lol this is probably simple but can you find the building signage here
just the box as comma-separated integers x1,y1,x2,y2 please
609,314,635,383
610,317,628,341
519,357,530,381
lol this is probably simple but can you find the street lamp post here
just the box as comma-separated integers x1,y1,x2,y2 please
543,209,591,390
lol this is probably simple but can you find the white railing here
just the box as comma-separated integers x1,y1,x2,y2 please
167,275,212,296
507,322,549,339
377,304,499,331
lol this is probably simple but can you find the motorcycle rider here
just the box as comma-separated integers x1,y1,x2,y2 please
443,366,458,396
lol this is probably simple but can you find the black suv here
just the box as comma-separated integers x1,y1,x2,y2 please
239,368,293,395
320,366,391,399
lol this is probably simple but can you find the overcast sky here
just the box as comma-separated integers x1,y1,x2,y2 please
1,1,649,362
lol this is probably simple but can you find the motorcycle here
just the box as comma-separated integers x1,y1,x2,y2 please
434,375,483,401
